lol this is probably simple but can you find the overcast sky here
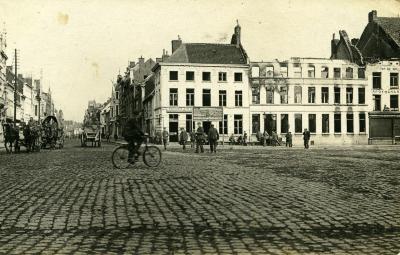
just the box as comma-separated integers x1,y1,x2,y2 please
0,0,399,122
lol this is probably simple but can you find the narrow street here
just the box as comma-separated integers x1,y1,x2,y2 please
0,141,399,254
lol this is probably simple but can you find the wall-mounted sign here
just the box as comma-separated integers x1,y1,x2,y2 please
193,107,223,121
166,107,192,113
372,89,400,94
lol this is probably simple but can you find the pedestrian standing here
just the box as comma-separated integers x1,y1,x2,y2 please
190,131,196,148
271,131,278,147
286,131,293,147
243,131,248,146
195,122,205,153
179,128,188,150
162,127,169,150
263,130,269,146
208,124,219,153
303,128,310,149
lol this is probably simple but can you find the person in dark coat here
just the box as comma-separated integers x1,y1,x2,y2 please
207,124,219,153
303,128,310,149
122,118,144,163
271,131,278,147
285,131,293,147
162,127,169,150
243,131,248,146
190,131,196,148
179,128,188,150
195,122,205,153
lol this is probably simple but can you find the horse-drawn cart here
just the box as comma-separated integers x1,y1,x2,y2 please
41,115,64,149
2,121,41,153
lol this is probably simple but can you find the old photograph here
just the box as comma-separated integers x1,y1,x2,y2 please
0,0,399,254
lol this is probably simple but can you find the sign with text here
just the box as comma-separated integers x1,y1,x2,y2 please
193,107,223,121
372,89,400,94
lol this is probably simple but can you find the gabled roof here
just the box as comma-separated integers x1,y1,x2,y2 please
375,17,400,47
164,43,247,65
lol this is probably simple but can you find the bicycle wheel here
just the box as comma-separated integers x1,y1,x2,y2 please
112,146,132,169
143,146,162,167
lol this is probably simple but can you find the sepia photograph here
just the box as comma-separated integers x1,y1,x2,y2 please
0,0,399,254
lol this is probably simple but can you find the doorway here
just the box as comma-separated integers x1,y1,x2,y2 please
169,114,179,142
203,121,211,134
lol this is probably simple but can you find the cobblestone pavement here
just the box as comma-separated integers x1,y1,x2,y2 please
0,140,399,254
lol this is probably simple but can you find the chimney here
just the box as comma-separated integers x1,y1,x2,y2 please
156,57,162,63
171,35,182,54
138,56,144,65
331,33,339,58
369,10,377,23
234,20,241,48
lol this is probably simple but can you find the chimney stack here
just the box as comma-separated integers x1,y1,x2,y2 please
234,20,241,48
171,35,182,54
330,33,339,59
138,56,144,65
369,10,377,23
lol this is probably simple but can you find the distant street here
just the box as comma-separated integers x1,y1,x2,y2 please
0,141,399,254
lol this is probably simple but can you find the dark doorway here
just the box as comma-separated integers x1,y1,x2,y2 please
203,121,211,135
264,114,276,135
169,114,179,142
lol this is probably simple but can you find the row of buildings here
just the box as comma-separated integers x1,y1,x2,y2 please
98,10,400,145
0,29,63,145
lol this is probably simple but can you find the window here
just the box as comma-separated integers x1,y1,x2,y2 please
234,72,243,82
308,87,315,103
390,73,399,88
115,91,119,100
202,89,211,106
373,95,381,111
202,72,211,81
346,87,353,104
235,91,243,106
116,105,119,116
321,87,329,103
252,87,260,104
186,88,194,106
266,66,274,77
346,113,354,133
359,113,366,132
266,86,274,104
218,72,227,82
280,63,288,77
280,86,288,104
234,115,243,134
295,114,302,133
281,114,289,133
186,71,195,81
334,68,341,78
345,67,353,78
294,86,302,103
358,68,365,79
358,88,365,104
264,114,277,134
322,114,329,133
334,87,340,104
169,71,178,81
334,113,341,133
372,72,381,89
35,105,38,116
169,88,178,106
219,115,228,134
321,67,329,78
252,114,260,133
308,114,316,133
251,66,260,77
390,95,399,110
186,114,193,132
293,63,302,78
307,65,315,78
219,90,226,107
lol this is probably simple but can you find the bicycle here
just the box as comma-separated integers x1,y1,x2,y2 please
111,135,162,169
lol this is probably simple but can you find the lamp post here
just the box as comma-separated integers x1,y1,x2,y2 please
36,90,41,124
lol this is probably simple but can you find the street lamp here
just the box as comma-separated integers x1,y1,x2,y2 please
36,92,41,124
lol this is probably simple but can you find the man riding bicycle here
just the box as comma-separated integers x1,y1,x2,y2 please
122,118,144,163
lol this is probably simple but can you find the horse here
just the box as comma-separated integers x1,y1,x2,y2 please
2,123,19,153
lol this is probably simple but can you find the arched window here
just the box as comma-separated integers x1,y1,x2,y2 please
346,67,353,79
321,66,329,78
307,65,315,78
265,65,274,78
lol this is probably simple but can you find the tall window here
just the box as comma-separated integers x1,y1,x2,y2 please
186,114,193,132
235,91,243,106
358,68,365,79
346,113,354,133
295,114,302,133
346,87,353,104
294,86,302,103
202,72,211,81
116,105,119,116
321,87,329,103
334,113,341,133
251,66,260,77
334,87,340,104
281,114,289,133
169,71,178,81
390,95,399,110
372,72,381,89
169,88,178,106
219,114,228,134
219,90,226,107
373,95,381,111
307,65,315,78
334,68,341,78
280,63,288,77
218,72,227,82
266,66,274,77
186,88,194,106
35,105,38,116
266,87,274,104
234,73,243,82
252,114,260,133
234,115,243,134
390,73,399,88
345,67,353,78
358,88,365,104
308,87,315,103
308,114,316,133
321,67,329,78
280,86,288,104
252,87,260,104
116,91,119,100
186,71,195,81
202,89,211,106
359,113,366,132
322,114,329,133
293,63,302,78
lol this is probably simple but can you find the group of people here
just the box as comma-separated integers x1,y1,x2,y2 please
175,122,220,153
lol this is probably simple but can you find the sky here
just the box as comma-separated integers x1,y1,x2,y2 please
0,0,399,122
